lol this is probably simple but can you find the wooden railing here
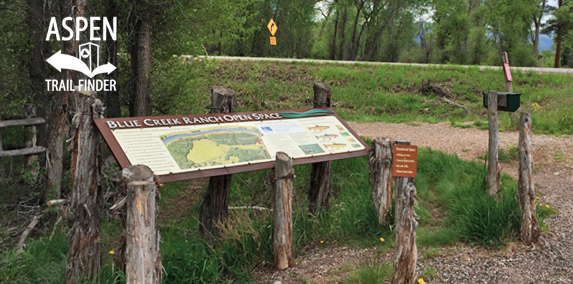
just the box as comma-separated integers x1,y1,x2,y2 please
0,105,46,158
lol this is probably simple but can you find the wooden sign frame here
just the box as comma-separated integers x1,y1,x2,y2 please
95,108,370,182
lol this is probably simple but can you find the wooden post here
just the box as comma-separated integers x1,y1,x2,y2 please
273,151,294,270
199,86,236,242
486,91,501,196
502,52,513,92
309,82,332,213
368,137,394,224
65,94,104,283
24,104,39,172
124,165,162,284
391,140,418,284
518,113,540,245
0,108,4,179
502,52,519,126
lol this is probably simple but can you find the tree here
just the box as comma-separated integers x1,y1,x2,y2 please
129,0,155,117
532,0,548,60
542,0,573,67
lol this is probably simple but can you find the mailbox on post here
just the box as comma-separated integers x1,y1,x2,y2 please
482,92,521,112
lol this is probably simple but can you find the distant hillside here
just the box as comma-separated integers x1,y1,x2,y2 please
539,34,553,52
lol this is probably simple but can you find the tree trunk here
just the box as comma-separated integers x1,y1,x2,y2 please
131,7,154,117
368,137,393,224
105,0,120,118
199,86,236,242
28,0,47,145
555,0,563,68
338,6,347,60
330,8,339,60
273,152,294,270
309,82,332,213
391,140,418,284
348,1,365,61
47,0,83,199
518,113,540,245
125,165,162,284
486,91,500,196
65,94,104,284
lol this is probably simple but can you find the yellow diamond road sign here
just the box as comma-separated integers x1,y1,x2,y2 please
267,19,278,36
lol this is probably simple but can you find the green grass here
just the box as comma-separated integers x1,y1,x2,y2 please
0,147,556,283
151,58,573,135
345,263,392,284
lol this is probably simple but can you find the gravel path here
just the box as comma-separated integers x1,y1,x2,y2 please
254,122,573,284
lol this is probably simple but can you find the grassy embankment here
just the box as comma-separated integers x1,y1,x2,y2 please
153,58,573,135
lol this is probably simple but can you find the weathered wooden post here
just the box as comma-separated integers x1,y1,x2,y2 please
486,90,501,196
368,137,394,224
65,93,104,283
273,151,294,270
199,86,236,242
0,109,4,179
391,140,418,284
502,52,514,93
309,82,332,213
124,165,162,284
518,113,540,245
24,104,39,168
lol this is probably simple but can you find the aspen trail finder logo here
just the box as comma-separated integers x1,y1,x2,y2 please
45,16,117,92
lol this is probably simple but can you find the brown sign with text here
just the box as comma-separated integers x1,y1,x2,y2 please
392,145,418,177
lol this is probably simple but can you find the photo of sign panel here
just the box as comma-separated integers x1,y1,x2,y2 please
95,109,370,182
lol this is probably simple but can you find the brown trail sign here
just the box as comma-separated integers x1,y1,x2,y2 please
392,144,417,178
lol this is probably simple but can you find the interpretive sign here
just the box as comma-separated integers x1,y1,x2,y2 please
392,145,418,177
95,109,369,182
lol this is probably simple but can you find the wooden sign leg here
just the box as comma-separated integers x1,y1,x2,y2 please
390,141,418,284
200,86,236,242
274,152,294,270
309,82,332,213
368,137,394,224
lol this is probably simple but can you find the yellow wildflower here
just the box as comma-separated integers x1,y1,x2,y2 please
546,205,550,208
539,203,542,207
380,237,385,242
535,196,540,200
320,240,324,244
531,102,540,111
418,278,425,284
109,250,115,255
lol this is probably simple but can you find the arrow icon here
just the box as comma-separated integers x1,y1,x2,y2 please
46,50,116,78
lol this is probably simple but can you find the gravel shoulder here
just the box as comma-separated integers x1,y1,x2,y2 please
253,121,573,284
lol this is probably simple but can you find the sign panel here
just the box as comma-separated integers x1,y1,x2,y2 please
267,19,278,36
270,36,277,45
503,63,513,82
392,145,418,177
95,109,369,182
